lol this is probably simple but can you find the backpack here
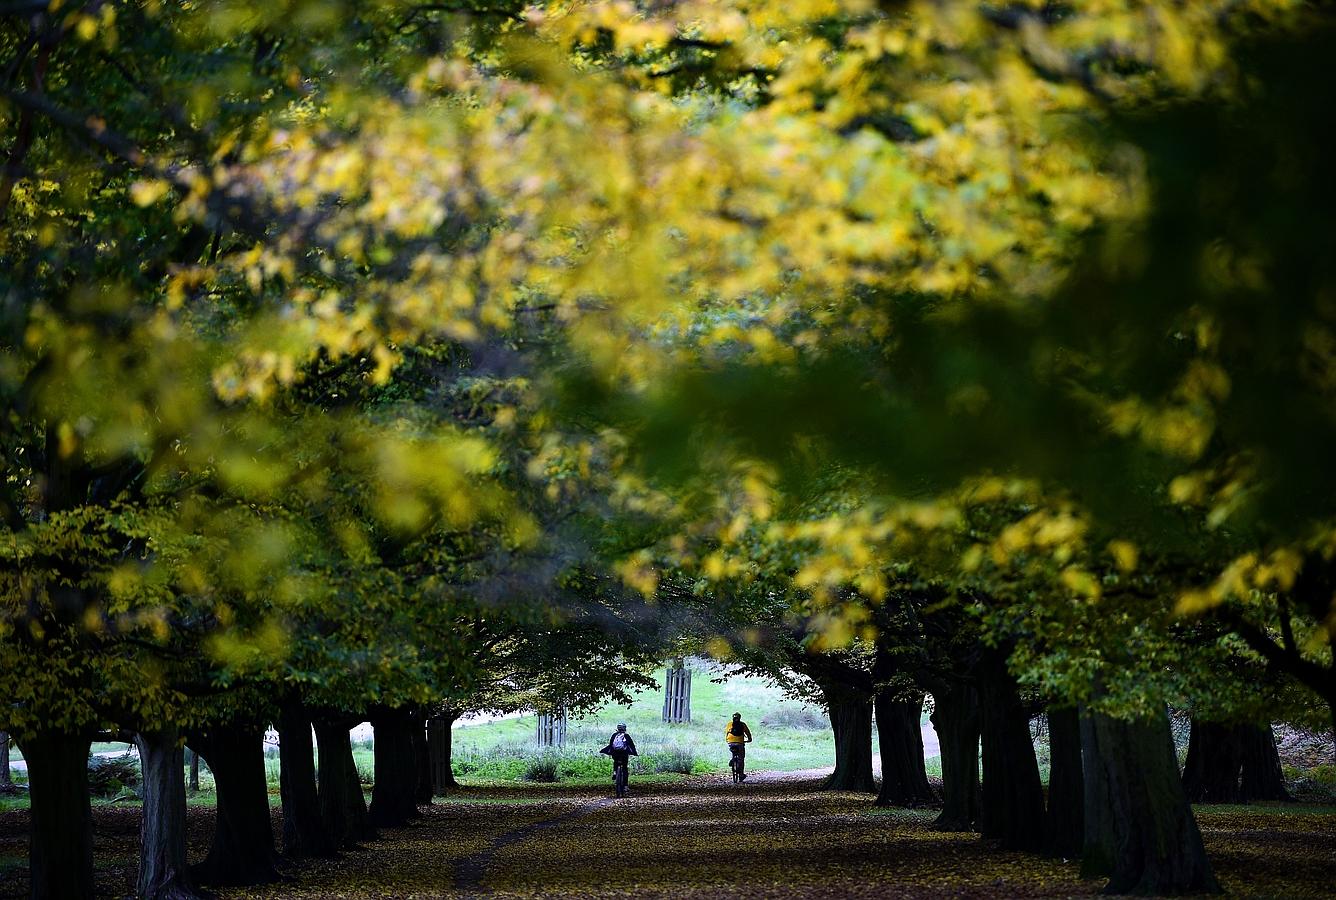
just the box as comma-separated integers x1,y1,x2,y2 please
731,720,747,738
612,732,628,750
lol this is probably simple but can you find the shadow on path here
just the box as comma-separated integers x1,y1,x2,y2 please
452,797,614,894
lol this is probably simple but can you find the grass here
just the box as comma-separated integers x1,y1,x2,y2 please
1195,803,1336,817
449,661,839,783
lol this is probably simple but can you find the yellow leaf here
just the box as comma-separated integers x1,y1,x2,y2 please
130,179,171,207
1108,540,1138,573
1175,589,1218,616
1060,567,1102,601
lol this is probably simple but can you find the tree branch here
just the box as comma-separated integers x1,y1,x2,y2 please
1217,608,1335,699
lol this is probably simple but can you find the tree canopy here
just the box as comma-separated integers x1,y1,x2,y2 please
3,1,1335,897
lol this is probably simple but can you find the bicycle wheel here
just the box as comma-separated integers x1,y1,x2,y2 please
615,764,628,797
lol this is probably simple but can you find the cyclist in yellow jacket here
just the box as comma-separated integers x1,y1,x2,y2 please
725,712,752,781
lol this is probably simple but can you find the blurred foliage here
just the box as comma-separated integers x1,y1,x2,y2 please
1,0,1333,745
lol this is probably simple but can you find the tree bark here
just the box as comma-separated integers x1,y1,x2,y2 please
410,708,432,806
188,724,281,886
1181,719,1292,803
0,731,14,792
313,717,375,848
1080,708,1117,880
1045,706,1084,860
1181,718,1244,803
277,701,335,858
1084,707,1220,895
134,729,202,900
874,692,934,806
1239,723,1291,801
428,711,460,794
368,706,420,826
21,729,95,900
819,680,877,793
313,719,353,849
186,748,200,792
978,667,1046,853
930,685,980,831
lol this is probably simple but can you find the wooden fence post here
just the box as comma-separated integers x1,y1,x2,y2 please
536,708,566,748
662,659,692,723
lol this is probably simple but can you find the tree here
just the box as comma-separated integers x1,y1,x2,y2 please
1044,707,1085,860
1082,707,1220,894
976,644,1045,853
0,731,14,794
276,697,335,859
134,727,196,900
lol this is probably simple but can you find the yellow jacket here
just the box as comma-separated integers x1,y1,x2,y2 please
725,720,752,743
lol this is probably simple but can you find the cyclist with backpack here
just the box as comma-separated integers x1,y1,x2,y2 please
599,723,638,797
725,712,752,781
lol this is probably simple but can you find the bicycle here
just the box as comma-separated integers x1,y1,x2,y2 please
613,759,629,797
728,744,745,783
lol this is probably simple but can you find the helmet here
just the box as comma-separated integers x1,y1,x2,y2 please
616,723,627,732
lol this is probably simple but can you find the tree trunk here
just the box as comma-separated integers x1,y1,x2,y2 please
1182,719,1290,803
189,724,281,886
313,720,353,849
22,729,95,900
428,711,459,794
0,731,14,792
978,668,1046,853
277,701,335,858
1084,707,1220,895
1045,706,1084,860
410,709,432,806
341,728,375,840
186,748,200,792
313,718,375,848
368,706,420,826
1239,723,1291,802
135,729,202,900
1181,719,1244,803
930,685,980,831
1080,708,1117,880
819,681,876,793
874,692,934,806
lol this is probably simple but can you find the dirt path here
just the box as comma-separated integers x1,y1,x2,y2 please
3,777,1333,898
740,766,835,783
6,748,132,775
216,777,1334,898
452,797,614,893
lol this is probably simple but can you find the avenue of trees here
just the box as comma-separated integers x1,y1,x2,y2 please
2,1,1334,898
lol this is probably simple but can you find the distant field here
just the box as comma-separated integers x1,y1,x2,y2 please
447,662,842,783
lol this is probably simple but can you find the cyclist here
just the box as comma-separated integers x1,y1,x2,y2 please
725,712,752,781
599,723,638,797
